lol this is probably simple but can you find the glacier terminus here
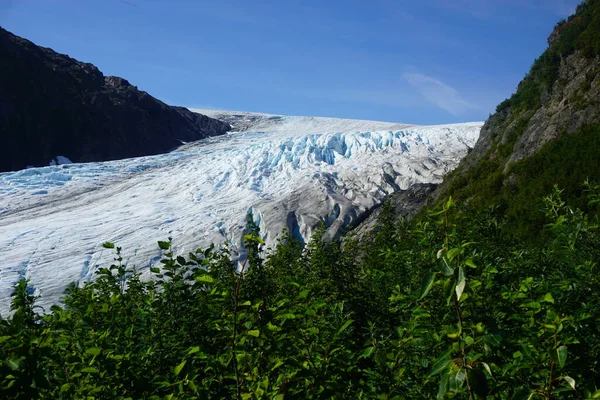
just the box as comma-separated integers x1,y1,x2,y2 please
0,110,482,314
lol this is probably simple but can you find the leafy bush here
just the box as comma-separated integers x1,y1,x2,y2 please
1,185,600,399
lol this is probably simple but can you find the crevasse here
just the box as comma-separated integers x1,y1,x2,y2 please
0,111,482,314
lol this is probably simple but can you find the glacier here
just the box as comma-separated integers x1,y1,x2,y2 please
0,110,482,315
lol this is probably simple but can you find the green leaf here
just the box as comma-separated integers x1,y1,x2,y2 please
438,258,454,277
445,196,454,210
443,278,455,306
512,388,535,400
437,374,449,399
589,389,600,398
82,367,99,373
437,248,444,259
520,301,541,310
158,241,171,250
464,259,477,269
419,272,436,299
556,345,568,368
447,247,461,261
247,330,260,337
187,346,200,355
429,357,451,377
455,267,466,301
481,362,493,377
195,274,216,284
0,336,11,344
173,360,186,376
86,347,101,356
363,346,375,358
449,369,466,393
7,358,20,371
150,267,160,274
298,289,310,299
270,360,284,371
542,292,555,304
562,376,576,390
243,234,265,245
103,242,115,249
176,256,187,265
468,369,489,397
335,320,354,337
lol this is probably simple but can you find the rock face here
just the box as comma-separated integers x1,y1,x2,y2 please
507,54,600,164
428,0,600,216
350,183,438,239
354,2,600,234
0,27,231,172
457,53,600,177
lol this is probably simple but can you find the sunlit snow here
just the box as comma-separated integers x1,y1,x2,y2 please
0,111,482,314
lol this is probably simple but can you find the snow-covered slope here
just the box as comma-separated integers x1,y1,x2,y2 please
0,110,482,314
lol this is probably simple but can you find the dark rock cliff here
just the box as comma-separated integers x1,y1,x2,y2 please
0,27,231,172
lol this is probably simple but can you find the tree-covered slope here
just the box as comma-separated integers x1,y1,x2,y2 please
433,0,600,238
0,27,231,173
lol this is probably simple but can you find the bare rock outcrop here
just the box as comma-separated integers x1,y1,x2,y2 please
0,27,231,172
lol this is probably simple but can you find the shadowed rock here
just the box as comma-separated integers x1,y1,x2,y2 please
0,27,230,172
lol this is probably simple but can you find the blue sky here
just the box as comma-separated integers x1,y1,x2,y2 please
0,0,581,124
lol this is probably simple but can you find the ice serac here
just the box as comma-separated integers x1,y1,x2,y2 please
0,110,482,314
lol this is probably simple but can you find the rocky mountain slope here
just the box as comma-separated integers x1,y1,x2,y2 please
357,0,600,237
432,0,600,237
0,27,230,173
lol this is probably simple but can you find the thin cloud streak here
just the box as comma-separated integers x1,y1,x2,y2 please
402,72,478,116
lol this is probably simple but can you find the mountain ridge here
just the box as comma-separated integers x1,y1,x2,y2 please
355,0,600,238
428,0,600,237
0,27,231,173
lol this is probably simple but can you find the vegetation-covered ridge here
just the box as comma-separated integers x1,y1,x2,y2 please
496,0,600,114
1,182,599,399
442,122,600,238
435,0,600,239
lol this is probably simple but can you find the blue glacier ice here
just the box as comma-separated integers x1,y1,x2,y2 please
0,110,482,314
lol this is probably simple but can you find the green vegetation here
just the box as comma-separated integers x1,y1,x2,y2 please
1,184,600,399
2,2,599,398
496,0,600,114
445,123,600,239
440,0,600,242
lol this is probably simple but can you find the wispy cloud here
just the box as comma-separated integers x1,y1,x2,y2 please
402,72,477,116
